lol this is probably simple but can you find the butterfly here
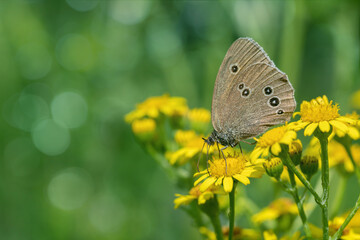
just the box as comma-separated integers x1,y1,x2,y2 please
203,38,296,157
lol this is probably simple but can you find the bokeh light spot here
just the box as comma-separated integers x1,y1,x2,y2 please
16,42,52,80
48,168,92,210
88,193,124,233
31,119,70,156
109,1,150,25
56,34,95,71
66,0,99,12
3,94,50,131
51,92,87,129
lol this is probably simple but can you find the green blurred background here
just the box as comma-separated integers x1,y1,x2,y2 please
0,0,359,239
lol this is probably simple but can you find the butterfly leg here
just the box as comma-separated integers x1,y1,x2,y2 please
240,139,256,145
238,142,243,154
216,142,221,158
220,146,228,174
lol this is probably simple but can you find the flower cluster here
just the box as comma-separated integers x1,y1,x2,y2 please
126,93,360,240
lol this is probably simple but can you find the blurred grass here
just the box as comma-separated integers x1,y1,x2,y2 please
0,0,359,239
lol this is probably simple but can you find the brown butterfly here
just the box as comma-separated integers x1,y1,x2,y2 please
203,38,296,158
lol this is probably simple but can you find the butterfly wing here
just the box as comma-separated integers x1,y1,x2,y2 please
212,38,275,131
212,38,296,140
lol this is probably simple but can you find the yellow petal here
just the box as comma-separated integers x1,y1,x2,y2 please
338,116,356,124
250,147,263,160
329,120,348,133
304,123,318,136
223,177,233,192
271,143,282,155
200,177,217,192
319,121,330,132
198,192,214,204
348,127,360,140
215,176,224,186
194,170,208,177
280,131,297,144
194,173,209,186
233,174,250,185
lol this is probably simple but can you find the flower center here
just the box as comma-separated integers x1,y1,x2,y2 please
209,157,246,177
300,97,340,122
257,126,286,147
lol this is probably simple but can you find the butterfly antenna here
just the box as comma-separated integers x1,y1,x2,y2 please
206,143,211,175
197,142,206,172
220,146,228,174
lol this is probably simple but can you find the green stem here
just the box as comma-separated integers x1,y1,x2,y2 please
288,171,312,237
228,182,237,240
343,143,360,183
201,196,223,240
209,212,224,240
280,149,322,204
330,176,347,219
331,194,360,240
316,133,330,240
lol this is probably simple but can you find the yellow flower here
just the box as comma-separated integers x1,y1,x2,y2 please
290,95,354,136
263,231,303,240
131,118,156,134
194,154,264,193
188,108,211,133
329,216,360,239
334,112,360,140
310,212,360,239
250,126,297,161
200,227,260,240
174,184,223,209
351,90,360,109
167,131,209,165
252,198,299,223
188,108,211,123
223,226,260,240
174,130,197,146
328,141,360,172
125,94,188,123
199,227,216,240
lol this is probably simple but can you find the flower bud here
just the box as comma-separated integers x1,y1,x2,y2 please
300,156,319,178
289,139,302,165
263,157,283,180
131,118,156,141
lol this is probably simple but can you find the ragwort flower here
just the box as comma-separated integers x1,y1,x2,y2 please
194,154,264,193
252,198,299,224
328,141,360,172
125,94,188,123
174,184,223,209
167,130,210,165
250,126,297,161
290,95,355,136
333,112,360,140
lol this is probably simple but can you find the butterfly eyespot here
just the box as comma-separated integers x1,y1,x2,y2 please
263,86,273,96
238,83,244,90
277,109,284,115
230,64,238,74
242,88,250,97
268,97,280,107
